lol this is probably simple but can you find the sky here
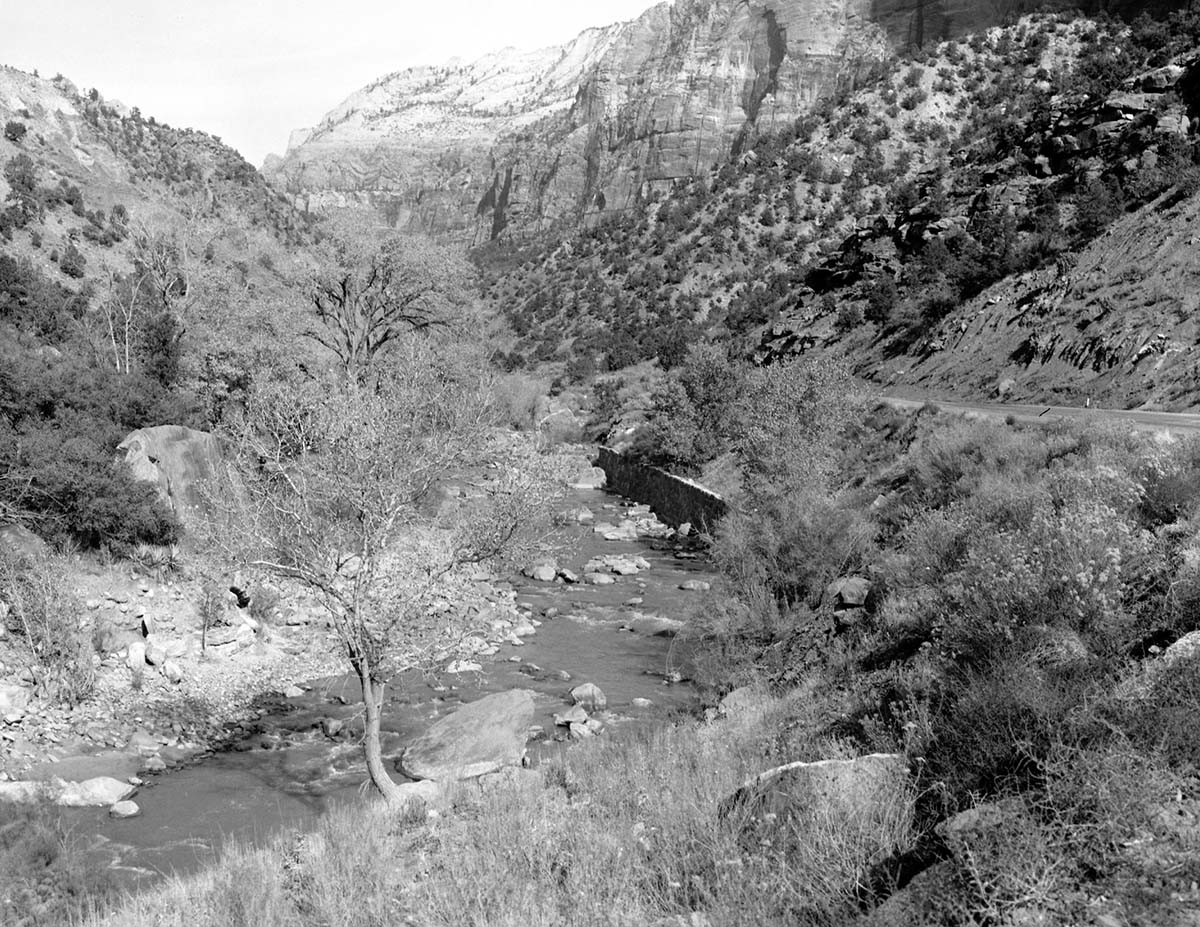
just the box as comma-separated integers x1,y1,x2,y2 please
0,0,663,166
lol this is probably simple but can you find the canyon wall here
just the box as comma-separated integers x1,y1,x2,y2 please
263,0,1179,239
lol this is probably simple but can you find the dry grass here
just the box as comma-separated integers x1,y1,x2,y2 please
95,702,915,927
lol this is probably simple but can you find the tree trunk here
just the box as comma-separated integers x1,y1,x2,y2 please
357,659,403,802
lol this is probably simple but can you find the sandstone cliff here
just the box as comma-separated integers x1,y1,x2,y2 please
265,0,1040,239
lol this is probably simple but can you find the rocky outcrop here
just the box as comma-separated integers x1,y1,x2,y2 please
266,0,1051,238
117,425,224,521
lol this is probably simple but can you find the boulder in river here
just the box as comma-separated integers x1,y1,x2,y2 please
57,776,138,807
553,704,588,726
109,799,140,818
398,689,536,781
570,682,607,712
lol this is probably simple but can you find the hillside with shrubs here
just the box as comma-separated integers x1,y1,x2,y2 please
482,10,1200,410
0,66,317,551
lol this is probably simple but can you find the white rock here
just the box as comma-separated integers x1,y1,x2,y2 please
57,777,137,807
126,640,146,670
109,799,140,818
553,704,589,726
446,660,483,674
162,660,183,684
570,682,607,712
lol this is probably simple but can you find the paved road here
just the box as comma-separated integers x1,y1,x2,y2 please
879,395,1200,436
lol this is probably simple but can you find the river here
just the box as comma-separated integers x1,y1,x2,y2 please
64,486,716,886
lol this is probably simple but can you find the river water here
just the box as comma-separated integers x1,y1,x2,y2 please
67,487,714,885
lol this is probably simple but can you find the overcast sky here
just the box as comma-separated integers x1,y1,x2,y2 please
0,0,663,166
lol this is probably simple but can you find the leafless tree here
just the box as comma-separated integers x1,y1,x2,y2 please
308,231,474,385
222,337,562,800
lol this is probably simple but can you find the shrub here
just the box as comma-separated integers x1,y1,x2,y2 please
0,803,118,927
0,551,94,706
59,242,86,278
3,121,27,143
835,301,864,333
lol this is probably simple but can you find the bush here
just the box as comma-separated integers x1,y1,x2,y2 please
59,242,86,278
3,121,27,143
0,803,118,927
0,551,94,706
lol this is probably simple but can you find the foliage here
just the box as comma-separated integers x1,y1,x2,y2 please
0,803,117,927
0,551,94,705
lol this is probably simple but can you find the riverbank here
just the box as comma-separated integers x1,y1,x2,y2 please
90,684,902,927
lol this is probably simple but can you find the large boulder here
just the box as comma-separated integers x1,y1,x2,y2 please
398,689,536,781
116,425,223,520
721,754,909,843
0,684,31,715
0,524,48,563
56,777,137,807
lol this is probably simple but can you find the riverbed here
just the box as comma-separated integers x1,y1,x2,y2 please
65,487,715,885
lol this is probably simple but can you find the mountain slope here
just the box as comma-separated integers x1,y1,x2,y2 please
479,12,1200,411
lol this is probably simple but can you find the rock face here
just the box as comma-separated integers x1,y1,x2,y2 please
266,0,1032,239
398,689,536,781
116,425,224,521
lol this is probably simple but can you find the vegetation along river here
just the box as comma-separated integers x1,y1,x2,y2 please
63,486,712,886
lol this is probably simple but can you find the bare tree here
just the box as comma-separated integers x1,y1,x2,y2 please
223,337,562,800
308,231,474,385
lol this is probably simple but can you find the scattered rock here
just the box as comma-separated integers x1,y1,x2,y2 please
570,682,607,712
109,800,140,818
526,562,559,583
568,721,594,740
584,572,616,585
825,576,871,609
553,704,589,726
398,689,537,781
445,660,483,674
321,718,344,738
0,685,31,715
631,697,653,709
624,614,685,637
144,637,167,666
162,660,183,684
126,640,146,670
679,579,711,592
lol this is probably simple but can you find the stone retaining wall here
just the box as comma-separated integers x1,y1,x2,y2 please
595,447,727,533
